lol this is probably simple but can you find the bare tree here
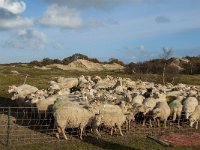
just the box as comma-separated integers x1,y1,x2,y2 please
162,48,173,85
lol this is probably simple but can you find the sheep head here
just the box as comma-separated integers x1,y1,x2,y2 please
8,85,17,93
153,108,161,119
189,116,195,127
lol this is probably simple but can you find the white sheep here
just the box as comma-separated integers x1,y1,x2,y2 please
8,84,38,108
32,89,72,120
93,112,127,136
152,102,171,128
140,97,158,127
8,84,38,93
132,94,144,105
92,102,131,136
49,78,79,90
53,99,98,140
189,105,200,129
169,96,184,127
183,97,198,119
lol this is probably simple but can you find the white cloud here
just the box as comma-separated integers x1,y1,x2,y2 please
39,4,82,29
0,16,32,29
3,29,47,50
0,0,26,14
0,0,32,30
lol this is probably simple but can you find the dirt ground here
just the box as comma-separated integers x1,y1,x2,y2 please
160,132,200,147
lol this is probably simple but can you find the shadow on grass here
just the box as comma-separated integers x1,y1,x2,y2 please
84,135,136,150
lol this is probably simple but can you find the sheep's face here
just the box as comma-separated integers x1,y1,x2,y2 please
153,109,161,119
26,93,35,100
8,85,16,93
31,96,44,104
189,117,195,127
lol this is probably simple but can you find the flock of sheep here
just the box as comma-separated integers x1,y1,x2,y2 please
8,75,200,140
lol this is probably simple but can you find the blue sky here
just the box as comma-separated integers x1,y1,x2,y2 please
0,0,200,64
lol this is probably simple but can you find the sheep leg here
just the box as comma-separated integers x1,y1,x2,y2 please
196,121,198,130
149,118,152,128
111,127,113,136
125,121,128,131
142,118,146,126
128,120,131,131
172,111,176,121
157,119,160,127
164,120,167,128
118,125,123,136
61,127,68,140
80,128,83,140
56,126,61,140
177,116,181,128
95,128,101,137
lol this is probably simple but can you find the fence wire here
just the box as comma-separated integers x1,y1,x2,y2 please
0,107,199,147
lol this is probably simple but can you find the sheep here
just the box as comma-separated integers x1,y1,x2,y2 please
154,92,167,102
138,91,166,127
140,97,158,127
78,75,88,84
26,89,49,100
189,105,200,129
8,84,38,108
56,77,76,83
112,78,124,94
188,90,198,97
183,97,198,119
152,102,171,128
122,78,136,88
49,78,79,90
8,84,38,94
92,102,131,136
125,103,144,131
166,90,184,98
94,76,116,90
53,99,99,140
32,89,72,120
169,96,184,127
93,112,127,136
132,94,144,105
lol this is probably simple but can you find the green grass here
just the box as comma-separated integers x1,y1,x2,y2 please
1,134,200,150
1,64,200,99
0,64,200,149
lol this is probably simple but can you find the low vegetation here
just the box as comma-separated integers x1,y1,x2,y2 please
0,54,200,150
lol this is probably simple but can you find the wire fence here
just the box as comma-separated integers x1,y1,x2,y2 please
0,107,199,147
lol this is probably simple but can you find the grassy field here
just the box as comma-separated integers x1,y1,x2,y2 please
0,64,200,150
2,134,200,150
1,64,200,99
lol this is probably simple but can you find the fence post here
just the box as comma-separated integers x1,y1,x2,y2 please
6,107,11,147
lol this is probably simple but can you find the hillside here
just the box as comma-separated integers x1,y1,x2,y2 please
26,53,200,74
36,59,125,71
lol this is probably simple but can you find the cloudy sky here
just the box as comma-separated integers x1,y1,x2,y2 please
0,0,200,63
